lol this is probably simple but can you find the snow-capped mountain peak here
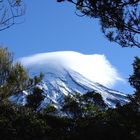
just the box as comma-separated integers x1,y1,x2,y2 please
19,51,124,87
10,51,128,109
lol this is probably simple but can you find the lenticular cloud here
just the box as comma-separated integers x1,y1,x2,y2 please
19,51,124,88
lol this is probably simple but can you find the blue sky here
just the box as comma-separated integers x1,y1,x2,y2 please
0,0,139,93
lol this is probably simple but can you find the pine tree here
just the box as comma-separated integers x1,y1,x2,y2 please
0,47,30,100
0,47,44,101
26,87,45,110
129,57,140,107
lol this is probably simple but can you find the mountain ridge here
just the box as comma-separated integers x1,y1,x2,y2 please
10,51,129,109
9,68,129,109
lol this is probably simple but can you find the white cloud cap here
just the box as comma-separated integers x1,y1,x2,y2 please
19,51,124,88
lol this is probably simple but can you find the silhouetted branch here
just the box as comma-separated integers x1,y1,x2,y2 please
58,0,140,48
0,0,25,31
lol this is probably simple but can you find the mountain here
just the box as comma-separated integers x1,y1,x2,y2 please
9,68,128,109
9,51,129,109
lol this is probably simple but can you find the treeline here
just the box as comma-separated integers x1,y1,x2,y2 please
0,48,140,140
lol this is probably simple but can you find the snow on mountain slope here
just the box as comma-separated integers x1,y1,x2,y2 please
9,51,128,109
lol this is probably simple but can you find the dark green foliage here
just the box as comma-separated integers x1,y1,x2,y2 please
0,48,29,100
0,47,44,101
0,98,140,140
0,102,52,140
26,87,45,110
129,57,140,91
62,92,106,118
42,104,57,115
58,0,140,48
83,91,107,109
0,48,13,86
129,57,140,108
62,93,83,118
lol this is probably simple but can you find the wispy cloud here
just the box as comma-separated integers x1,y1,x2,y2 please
19,51,124,88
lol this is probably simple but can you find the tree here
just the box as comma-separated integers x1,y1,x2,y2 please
0,47,43,100
26,87,45,111
129,57,140,107
57,0,140,48
62,93,82,118
62,92,106,119
0,0,25,31
0,47,29,99
0,47,13,86
42,104,57,115
82,92,107,110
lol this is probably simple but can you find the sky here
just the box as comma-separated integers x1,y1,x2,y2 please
0,0,140,94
